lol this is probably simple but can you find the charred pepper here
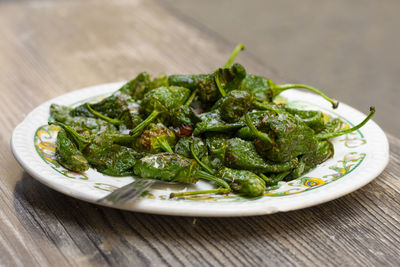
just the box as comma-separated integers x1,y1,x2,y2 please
134,153,230,196
224,138,298,173
54,128,89,172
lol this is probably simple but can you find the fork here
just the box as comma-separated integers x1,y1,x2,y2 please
97,179,156,205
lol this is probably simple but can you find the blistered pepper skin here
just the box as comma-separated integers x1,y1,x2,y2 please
70,72,148,118
171,106,198,128
219,90,254,123
240,74,270,100
217,167,265,197
215,63,247,94
140,86,191,119
174,136,208,159
281,106,325,133
83,130,140,176
55,129,89,173
289,140,334,179
137,123,177,154
70,72,167,118
50,104,116,135
134,153,199,183
225,138,297,173
255,112,318,163
194,110,243,135
168,74,207,91
169,64,246,107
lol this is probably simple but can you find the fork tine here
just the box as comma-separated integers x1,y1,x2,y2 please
97,179,155,205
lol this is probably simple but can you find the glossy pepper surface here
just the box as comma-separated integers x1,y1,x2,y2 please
55,128,89,173
50,104,116,135
174,136,208,159
134,153,229,190
84,130,140,176
219,90,254,122
137,123,176,154
125,86,191,137
247,111,318,163
134,153,199,183
70,72,167,118
224,138,298,173
289,140,334,179
217,167,265,197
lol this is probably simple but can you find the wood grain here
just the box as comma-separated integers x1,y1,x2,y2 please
0,0,399,266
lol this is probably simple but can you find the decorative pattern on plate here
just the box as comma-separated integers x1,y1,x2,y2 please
33,95,368,203
263,151,366,197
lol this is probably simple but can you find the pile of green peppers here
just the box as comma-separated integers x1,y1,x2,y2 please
49,44,375,198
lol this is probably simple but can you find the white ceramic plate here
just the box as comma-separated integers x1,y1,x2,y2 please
11,82,389,217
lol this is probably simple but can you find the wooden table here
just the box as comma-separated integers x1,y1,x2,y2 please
0,0,399,266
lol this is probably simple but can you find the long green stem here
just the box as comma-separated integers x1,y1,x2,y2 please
253,101,283,113
86,103,121,125
224,44,245,68
170,167,231,198
190,143,215,174
215,44,245,97
244,113,273,144
214,70,226,97
196,170,230,189
113,110,161,145
184,89,198,107
49,122,91,151
272,171,291,184
316,107,375,140
170,188,230,198
269,81,339,109
158,139,174,153
259,173,272,183
130,110,160,136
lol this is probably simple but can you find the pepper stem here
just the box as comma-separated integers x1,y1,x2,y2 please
190,143,215,174
184,89,198,107
215,43,245,97
270,171,291,185
158,138,174,153
259,173,272,184
260,171,291,186
130,110,160,136
49,122,91,151
170,187,230,198
224,44,245,68
268,80,339,109
244,113,273,144
253,101,284,113
195,170,231,189
85,103,122,125
316,107,375,140
113,110,160,145
214,69,226,97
